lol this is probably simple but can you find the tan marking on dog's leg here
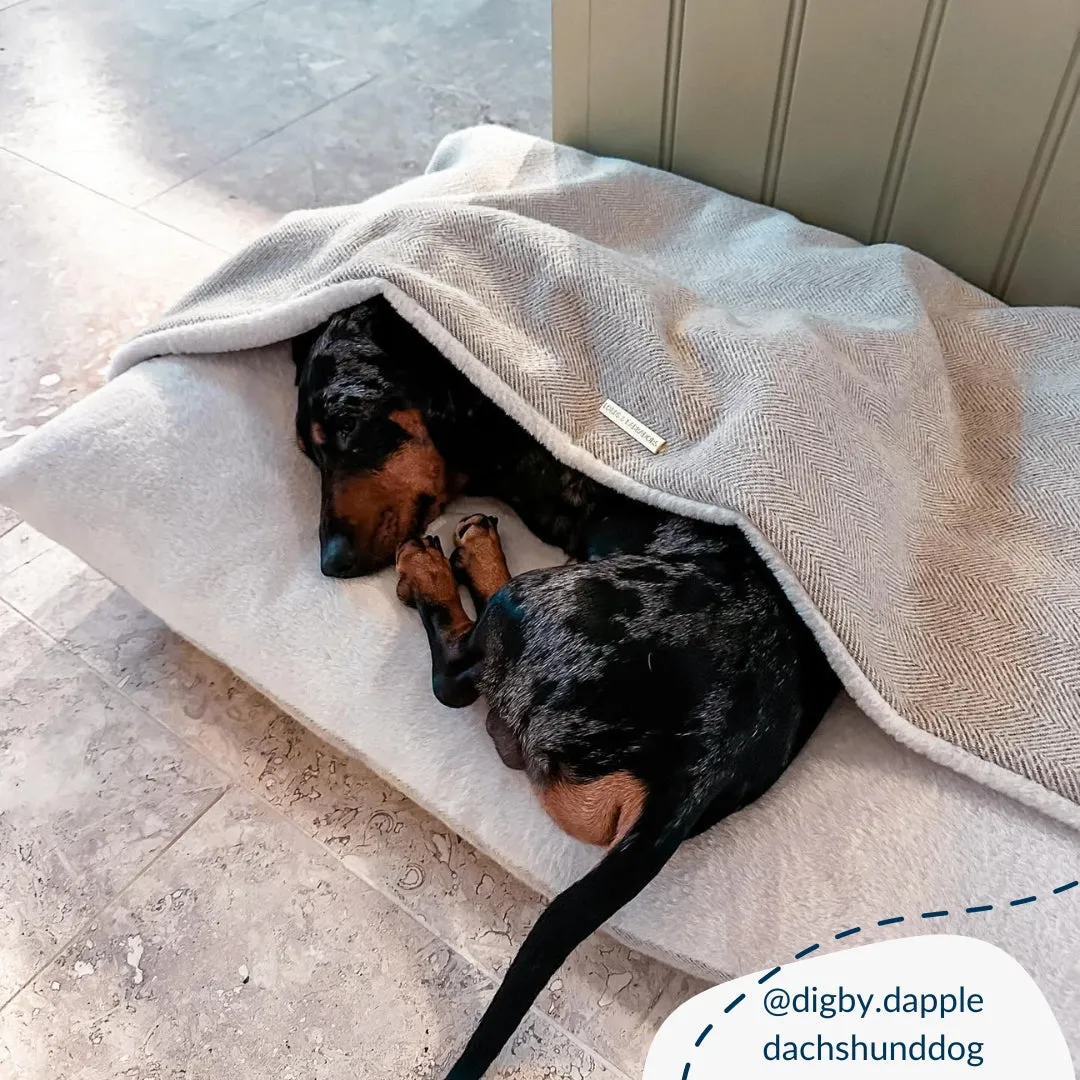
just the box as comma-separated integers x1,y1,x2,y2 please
451,514,512,605
537,772,647,848
395,536,473,639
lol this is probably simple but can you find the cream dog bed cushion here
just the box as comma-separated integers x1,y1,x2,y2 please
0,347,1077,1056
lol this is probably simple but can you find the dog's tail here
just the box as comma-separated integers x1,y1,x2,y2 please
443,776,723,1080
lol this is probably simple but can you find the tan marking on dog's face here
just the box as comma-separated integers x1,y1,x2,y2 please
538,772,647,847
386,408,426,439
327,409,448,570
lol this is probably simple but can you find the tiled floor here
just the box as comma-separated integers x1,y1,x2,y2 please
0,1,706,1077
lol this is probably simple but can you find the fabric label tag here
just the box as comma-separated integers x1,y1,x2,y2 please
599,399,667,454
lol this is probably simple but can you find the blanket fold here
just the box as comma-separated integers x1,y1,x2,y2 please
110,125,1080,827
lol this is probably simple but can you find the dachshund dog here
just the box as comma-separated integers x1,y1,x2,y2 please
293,297,839,1080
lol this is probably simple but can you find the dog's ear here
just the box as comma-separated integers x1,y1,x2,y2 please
290,323,327,386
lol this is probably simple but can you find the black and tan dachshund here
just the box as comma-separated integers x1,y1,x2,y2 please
293,297,839,1080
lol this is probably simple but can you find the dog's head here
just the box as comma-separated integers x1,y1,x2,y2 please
293,300,456,578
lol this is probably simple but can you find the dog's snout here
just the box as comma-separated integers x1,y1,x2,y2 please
320,534,358,578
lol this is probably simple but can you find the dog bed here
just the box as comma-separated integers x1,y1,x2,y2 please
2,126,1078,1052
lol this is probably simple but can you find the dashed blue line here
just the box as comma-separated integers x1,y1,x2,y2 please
680,871,1077,1073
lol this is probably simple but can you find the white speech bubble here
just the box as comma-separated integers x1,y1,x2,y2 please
644,936,1072,1078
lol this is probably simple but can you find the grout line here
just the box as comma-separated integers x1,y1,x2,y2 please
0,146,232,255
0,0,294,258
191,0,271,37
870,0,948,243
0,596,235,803
991,28,1080,298
61,783,228,841
136,72,380,212
147,0,272,52
0,517,21,542
225,0,271,19
0,592,637,1076
0,786,230,1015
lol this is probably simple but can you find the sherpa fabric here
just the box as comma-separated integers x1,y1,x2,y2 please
0,351,1077,1062
106,125,1080,827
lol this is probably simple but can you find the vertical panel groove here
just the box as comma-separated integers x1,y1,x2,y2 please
659,0,687,170
584,0,594,144
993,29,1080,297
669,0,794,200
870,0,948,243
761,0,807,204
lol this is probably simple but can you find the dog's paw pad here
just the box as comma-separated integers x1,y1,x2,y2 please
454,513,499,546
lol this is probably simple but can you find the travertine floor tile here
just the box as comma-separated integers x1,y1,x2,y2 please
0,525,52,579
0,148,222,442
141,0,551,250
0,0,375,206
0,0,623,1074
0,787,617,1080
0,600,226,1003
0,540,704,1074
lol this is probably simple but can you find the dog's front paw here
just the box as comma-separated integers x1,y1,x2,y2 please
395,534,452,607
450,514,510,602
453,513,499,546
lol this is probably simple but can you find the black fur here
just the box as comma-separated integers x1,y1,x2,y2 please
293,298,840,1079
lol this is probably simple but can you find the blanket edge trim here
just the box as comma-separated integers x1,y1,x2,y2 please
107,280,1080,836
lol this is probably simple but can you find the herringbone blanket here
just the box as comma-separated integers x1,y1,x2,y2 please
110,125,1080,825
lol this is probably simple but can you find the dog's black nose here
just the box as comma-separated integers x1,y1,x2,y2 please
320,534,357,578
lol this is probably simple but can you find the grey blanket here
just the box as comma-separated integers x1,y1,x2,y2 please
111,125,1080,827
